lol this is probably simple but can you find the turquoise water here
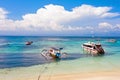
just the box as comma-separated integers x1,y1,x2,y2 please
0,36,120,54
0,36,120,74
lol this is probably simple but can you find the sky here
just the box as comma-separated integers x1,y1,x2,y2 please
0,0,120,36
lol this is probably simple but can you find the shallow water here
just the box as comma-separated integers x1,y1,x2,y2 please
0,36,120,74
0,53,88,68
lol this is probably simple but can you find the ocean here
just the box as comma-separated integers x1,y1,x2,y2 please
0,36,120,74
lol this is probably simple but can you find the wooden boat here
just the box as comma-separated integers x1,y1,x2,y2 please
41,47,68,60
41,47,63,59
82,42,105,56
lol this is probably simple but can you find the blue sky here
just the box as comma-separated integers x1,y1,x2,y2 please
0,0,120,36
0,0,120,20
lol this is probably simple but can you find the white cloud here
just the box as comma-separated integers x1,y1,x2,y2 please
0,8,8,19
72,4,119,18
98,22,112,29
0,4,120,35
0,19,16,31
116,24,120,28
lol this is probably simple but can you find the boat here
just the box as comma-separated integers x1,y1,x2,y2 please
82,42,105,56
26,41,33,45
41,47,66,59
107,39,117,43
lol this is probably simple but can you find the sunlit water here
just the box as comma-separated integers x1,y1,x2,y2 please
0,36,120,75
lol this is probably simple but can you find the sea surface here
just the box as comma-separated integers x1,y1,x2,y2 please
0,36,120,74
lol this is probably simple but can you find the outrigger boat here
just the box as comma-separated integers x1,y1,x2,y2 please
82,42,105,56
41,47,67,59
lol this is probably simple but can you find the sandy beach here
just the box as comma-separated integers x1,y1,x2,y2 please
0,70,120,80
36,71,120,80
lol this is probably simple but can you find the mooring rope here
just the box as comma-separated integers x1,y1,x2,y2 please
37,61,51,80
37,52,51,80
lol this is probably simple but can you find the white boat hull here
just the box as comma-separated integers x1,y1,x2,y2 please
82,43,105,56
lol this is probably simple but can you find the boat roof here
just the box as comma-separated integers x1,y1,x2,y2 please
50,47,63,51
83,42,101,46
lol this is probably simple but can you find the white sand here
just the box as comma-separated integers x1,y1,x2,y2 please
0,69,120,80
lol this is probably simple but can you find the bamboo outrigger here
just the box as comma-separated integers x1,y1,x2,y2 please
41,47,67,59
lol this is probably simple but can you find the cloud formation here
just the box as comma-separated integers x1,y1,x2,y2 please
0,8,8,19
0,4,120,35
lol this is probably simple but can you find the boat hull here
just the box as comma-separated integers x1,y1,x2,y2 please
82,46,105,56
